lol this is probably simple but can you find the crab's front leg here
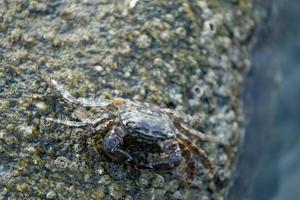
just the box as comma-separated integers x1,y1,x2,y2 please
44,112,116,129
138,140,182,172
44,117,91,127
103,126,135,166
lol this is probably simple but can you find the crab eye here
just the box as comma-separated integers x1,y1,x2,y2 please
125,122,134,127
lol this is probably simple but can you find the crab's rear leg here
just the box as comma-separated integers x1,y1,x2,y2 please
176,133,215,172
167,112,225,144
103,127,136,166
179,143,196,185
48,79,114,108
138,140,182,172
177,122,224,144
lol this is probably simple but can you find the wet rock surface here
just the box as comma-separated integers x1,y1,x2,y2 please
0,1,264,199
229,1,300,199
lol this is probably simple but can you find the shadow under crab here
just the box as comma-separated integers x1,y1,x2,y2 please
44,79,226,182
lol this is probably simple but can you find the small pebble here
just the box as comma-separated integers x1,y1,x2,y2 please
136,34,151,49
46,190,57,199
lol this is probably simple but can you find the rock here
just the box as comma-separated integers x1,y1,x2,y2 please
0,0,266,199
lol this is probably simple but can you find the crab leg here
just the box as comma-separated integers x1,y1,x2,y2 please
49,79,114,108
44,112,114,127
44,117,90,127
176,133,215,172
177,122,223,143
179,143,196,185
167,112,224,144
138,140,182,172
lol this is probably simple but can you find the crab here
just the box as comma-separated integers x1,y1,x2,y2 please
44,79,225,180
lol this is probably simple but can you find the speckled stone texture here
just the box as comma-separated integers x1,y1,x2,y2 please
0,1,264,199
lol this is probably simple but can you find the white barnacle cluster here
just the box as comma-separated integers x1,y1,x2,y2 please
129,0,139,9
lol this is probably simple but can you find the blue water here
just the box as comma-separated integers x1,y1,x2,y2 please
229,1,300,199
